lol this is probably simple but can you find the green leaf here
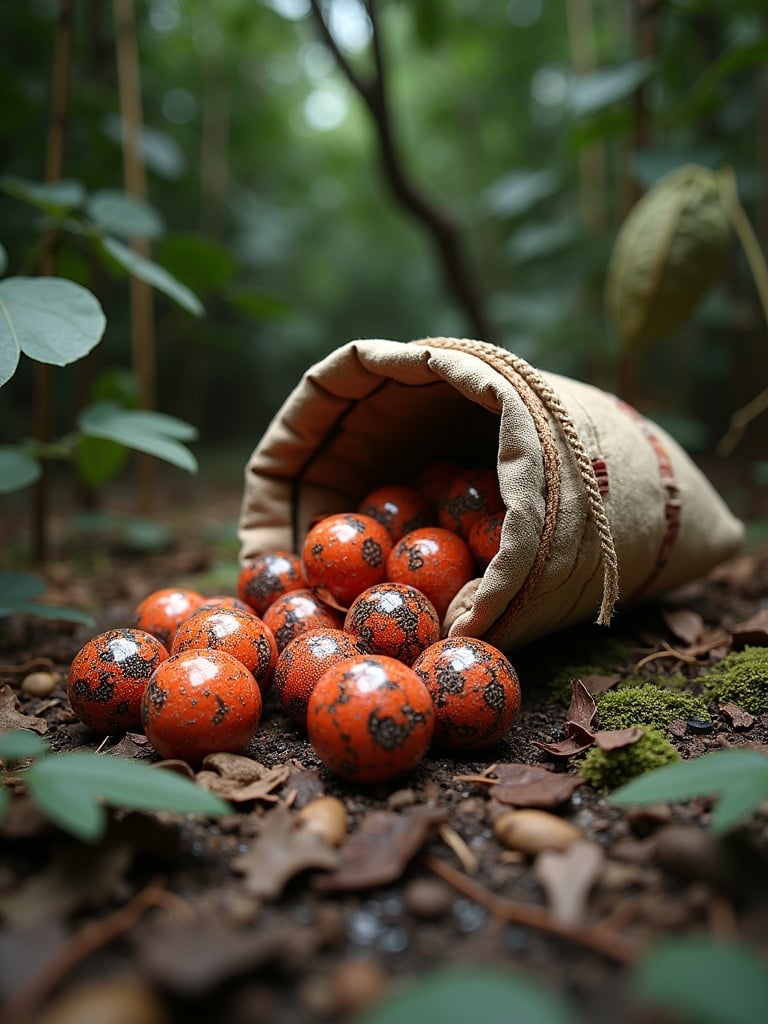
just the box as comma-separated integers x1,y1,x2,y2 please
76,435,131,489
0,601,95,626
0,175,86,214
78,402,198,474
156,233,237,294
358,967,577,1024
26,770,108,841
605,165,731,349
0,242,7,276
99,236,204,317
613,748,768,833
101,116,186,180
0,571,47,604
27,753,230,840
634,938,768,1024
481,169,559,218
86,189,165,241
568,60,653,117
0,277,107,385
0,446,41,492
0,730,49,765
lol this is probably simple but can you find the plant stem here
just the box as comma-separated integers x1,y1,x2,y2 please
717,166,768,454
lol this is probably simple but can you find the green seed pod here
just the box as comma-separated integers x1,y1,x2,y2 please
606,165,731,349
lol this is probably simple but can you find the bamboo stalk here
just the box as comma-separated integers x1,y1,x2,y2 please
33,0,76,564
113,0,155,511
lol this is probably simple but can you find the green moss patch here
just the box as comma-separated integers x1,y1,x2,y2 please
699,646,768,714
595,685,706,731
579,728,680,793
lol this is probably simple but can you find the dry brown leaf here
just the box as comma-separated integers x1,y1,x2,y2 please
535,840,604,925
594,727,644,752
202,752,270,783
730,610,768,649
0,685,48,736
580,674,621,695
662,608,706,646
231,806,339,898
196,764,290,803
106,733,152,761
720,703,755,729
314,806,447,893
533,722,595,760
567,679,598,731
485,763,585,809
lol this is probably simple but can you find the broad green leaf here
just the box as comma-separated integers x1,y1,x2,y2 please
0,321,20,386
87,189,165,241
0,277,106,384
481,169,559,218
710,765,768,834
613,748,768,806
0,446,41,492
78,402,198,473
101,116,186,180
0,730,48,764
605,165,731,349
0,571,47,604
506,219,580,264
0,242,7,276
0,175,86,213
359,967,576,1024
100,236,204,317
634,938,768,1024
157,233,237,294
28,753,230,820
76,435,131,489
0,601,95,626
26,770,107,841
569,60,653,117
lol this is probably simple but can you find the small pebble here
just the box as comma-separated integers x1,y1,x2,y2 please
403,877,453,919
297,796,348,847
22,671,59,697
686,717,714,734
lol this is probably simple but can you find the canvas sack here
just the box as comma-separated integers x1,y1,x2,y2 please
238,337,743,652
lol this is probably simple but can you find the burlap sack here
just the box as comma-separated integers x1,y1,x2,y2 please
238,338,743,651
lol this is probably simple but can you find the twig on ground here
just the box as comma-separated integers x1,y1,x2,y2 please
424,854,641,965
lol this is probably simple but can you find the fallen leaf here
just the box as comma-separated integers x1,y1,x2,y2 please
567,679,598,731
479,763,585,809
196,764,290,803
533,722,595,760
594,727,644,752
581,673,621,695
202,752,271,783
231,806,339,898
720,703,755,729
314,806,447,893
730,610,768,649
107,733,152,761
0,685,48,736
662,608,706,646
535,840,604,925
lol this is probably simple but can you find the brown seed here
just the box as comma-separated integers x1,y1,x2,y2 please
21,671,59,697
297,795,348,846
492,809,582,856
36,979,168,1024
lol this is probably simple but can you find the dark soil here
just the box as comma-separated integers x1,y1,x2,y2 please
2,485,768,1024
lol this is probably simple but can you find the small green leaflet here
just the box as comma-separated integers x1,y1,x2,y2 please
78,402,198,474
86,190,165,241
100,236,204,317
0,175,86,214
612,748,768,833
0,277,107,387
0,446,41,492
358,967,576,1024
0,729,49,765
0,571,47,603
0,569,96,625
634,937,768,1024
25,752,230,842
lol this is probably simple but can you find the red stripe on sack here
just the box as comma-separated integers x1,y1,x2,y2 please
591,456,610,496
616,399,681,598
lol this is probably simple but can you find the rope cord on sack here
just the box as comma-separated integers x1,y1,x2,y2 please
418,338,620,625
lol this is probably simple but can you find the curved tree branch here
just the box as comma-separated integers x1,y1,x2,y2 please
309,0,494,341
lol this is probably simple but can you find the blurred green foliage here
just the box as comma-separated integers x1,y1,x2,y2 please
0,0,765,470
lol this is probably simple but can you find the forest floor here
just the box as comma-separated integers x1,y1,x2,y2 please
1,477,768,1024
